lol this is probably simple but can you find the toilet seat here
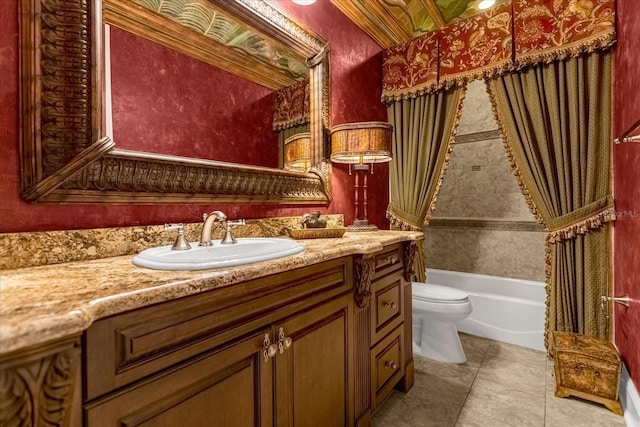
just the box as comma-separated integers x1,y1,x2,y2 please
412,282,469,304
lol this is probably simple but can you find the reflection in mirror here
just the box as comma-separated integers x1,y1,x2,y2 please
108,26,281,168
19,0,331,204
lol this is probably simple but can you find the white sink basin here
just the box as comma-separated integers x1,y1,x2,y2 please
132,238,304,271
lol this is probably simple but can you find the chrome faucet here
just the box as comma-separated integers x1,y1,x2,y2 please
199,210,227,246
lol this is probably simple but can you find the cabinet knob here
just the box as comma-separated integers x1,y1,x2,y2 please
383,301,397,309
277,327,293,354
262,333,278,362
383,254,399,265
384,361,398,370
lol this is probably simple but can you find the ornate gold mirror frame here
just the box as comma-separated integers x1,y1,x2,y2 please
19,0,331,204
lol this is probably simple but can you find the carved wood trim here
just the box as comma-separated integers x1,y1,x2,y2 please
354,256,375,309
19,0,331,205
403,242,417,282
0,336,81,426
44,149,331,204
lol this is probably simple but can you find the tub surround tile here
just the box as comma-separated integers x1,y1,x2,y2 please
425,79,546,281
454,130,501,145
457,80,497,135
0,230,421,355
0,215,344,270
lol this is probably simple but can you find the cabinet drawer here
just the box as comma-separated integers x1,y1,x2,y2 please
371,272,404,344
371,326,404,409
372,244,403,280
84,258,351,401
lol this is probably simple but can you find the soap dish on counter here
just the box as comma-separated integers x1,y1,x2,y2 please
286,227,346,239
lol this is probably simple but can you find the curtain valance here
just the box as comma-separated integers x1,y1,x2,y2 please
382,0,615,102
273,79,310,130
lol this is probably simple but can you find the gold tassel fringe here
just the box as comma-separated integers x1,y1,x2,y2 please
424,86,468,224
485,79,548,229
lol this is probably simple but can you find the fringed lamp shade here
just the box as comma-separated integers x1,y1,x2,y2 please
330,122,393,164
284,132,311,171
330,121,393,231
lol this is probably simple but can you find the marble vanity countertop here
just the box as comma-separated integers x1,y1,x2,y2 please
0,231,422,355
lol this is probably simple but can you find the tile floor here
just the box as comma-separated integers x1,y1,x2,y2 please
373,333,627,427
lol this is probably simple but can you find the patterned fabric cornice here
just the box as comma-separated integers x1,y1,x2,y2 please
382,0,616,102
273,79,310,130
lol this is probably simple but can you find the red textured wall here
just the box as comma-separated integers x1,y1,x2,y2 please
0,0,386,232
274,0,389,229
110,27,278,167
613,0,640,392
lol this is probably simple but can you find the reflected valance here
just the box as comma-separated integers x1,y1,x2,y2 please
273,79,310,130
382,0,615,102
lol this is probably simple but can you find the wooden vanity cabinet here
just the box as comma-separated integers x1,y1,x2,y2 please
353,243,415,426
83,257,354,427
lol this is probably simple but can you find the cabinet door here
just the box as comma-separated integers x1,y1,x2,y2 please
85,328,273,427
274,293,354,427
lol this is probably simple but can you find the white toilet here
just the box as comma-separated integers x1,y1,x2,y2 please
412,282,473,364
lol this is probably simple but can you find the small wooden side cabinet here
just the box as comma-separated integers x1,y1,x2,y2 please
552,331,623,415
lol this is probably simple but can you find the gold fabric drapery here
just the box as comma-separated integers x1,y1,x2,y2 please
486,51,614,350
386,87,466,282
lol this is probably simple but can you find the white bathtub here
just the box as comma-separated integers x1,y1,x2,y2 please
425,268,546,351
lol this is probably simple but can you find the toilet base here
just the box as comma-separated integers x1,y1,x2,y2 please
413,317,466,364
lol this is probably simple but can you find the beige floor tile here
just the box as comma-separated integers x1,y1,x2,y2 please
374,334,624,427
463,376,545,427
454,406,511,427
485,340,548,367
459,333,491,368
545,394,626,427
372,388,463,427
545,360,557,395
412,355,478,405
476,353,546,397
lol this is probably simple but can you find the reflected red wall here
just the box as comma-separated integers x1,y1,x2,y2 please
110,28,278,167
0,1,386,232
613,0,640,392
274,0,389,229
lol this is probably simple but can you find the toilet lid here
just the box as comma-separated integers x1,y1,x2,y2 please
412,282,469,303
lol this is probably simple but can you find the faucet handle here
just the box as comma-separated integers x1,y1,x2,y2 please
164,223,192,251
220,219,246,245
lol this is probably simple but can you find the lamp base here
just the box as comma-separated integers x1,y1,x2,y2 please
346,219,379,232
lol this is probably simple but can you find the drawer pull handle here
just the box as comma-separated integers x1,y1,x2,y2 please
262,334,277,362
383,301,397,309
383,254,399,265
277,327,293,354
385,361,398,370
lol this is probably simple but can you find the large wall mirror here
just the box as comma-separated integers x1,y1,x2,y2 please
19,0,331,204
